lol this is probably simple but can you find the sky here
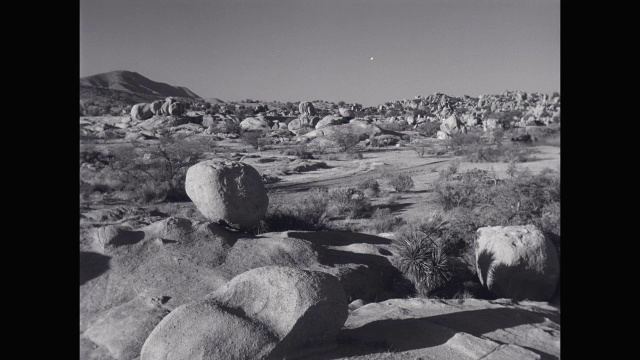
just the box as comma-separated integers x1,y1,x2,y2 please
80,0,560,107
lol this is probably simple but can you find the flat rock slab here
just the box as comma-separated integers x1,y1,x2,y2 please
308,298,559,360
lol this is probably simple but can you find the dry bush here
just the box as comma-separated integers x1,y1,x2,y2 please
108,135,210,204
433,166,561,257
409,140,433,157
329,128,361,152
416,121,441,137
327,188,372,219
280,144,314,159
241,130,268,150
388,174,414,192
357,178,380,197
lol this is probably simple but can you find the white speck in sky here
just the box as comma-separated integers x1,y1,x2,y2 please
370,57,374,61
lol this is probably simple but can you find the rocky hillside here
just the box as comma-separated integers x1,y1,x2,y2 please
80,70,201,99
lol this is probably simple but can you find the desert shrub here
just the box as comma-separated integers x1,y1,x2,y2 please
445,129,534,163
506,160,519,178
84,105,103,116
327,188,372,219
409,140,433,157
108,135,209,204
221,121,242,135
433,168,500,211
491,128,505,147
80,146,113,167
395,221,453,297
526,125,560,140
345,151,364,160
259,189,330,232
464,143,534,163
433,167,560,252
310,141,331,155
385,193,400,204
388,174,414,192
329,129,361,152
416,121,441,137
357,178,380,197
281,144,314,159
446,132,484,152
442,159,461,177
369,208,405,233
541,201,560,236
241,130,268,150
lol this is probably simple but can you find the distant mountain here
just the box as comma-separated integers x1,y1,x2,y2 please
202,98,226,104
80,70,201,99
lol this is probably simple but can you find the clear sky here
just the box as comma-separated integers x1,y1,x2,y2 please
80,0,560,107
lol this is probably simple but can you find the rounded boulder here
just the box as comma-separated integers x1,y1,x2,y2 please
130,103,154,120
141,266,348,360
185,160,268,228
475,225,559,301
150,100,163,115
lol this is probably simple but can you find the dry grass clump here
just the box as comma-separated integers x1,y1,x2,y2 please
258,189,331,232
368,208,405,233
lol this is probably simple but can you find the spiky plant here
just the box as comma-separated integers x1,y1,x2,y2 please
396,221,453,297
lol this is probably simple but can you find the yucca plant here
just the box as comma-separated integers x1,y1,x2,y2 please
396,218,453,297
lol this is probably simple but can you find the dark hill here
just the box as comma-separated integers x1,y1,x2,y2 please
80,70,201,99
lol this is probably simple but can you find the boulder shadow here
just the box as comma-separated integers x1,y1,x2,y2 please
288,231,392,246
80,251,111,286
323,307,558,359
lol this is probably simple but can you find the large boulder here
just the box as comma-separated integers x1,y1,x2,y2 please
141,266,348,360
440,115,467,136
80,217,236,332
168,102,185,116
202,114,219,128
240,117,270,131
483,118,499,131
185,160,268,228
339,108,355,118
160,101,171,116
130,103,154,121
150,100,163,115
315,115,347,129
304,121,382,141
298,101,317,116
475,225,559,301
288,115,319,131
83,295,170,360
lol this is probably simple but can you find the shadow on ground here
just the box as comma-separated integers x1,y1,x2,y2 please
321,307,558,359
288,231,392,246
80,251,111,286
375,202,413,214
